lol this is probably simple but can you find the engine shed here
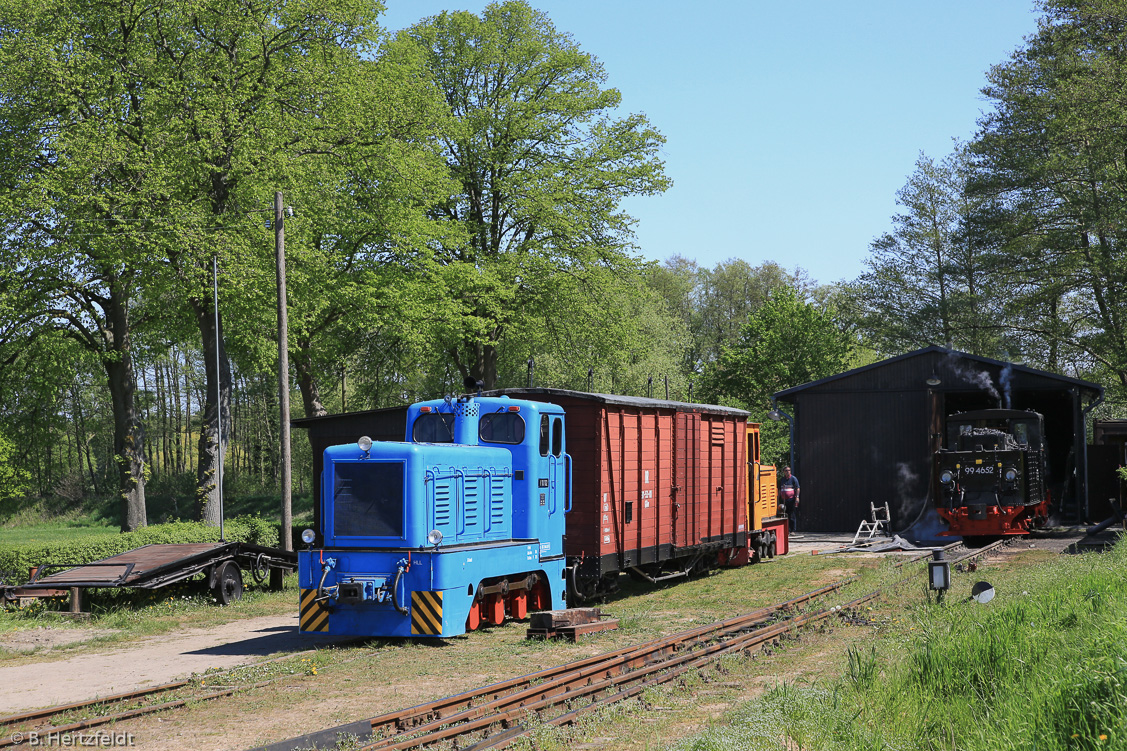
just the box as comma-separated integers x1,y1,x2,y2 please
771,346,1103,534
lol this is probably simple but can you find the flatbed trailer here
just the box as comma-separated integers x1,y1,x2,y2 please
8,542,297,610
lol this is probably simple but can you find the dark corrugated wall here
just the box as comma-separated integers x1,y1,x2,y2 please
794,390,929,533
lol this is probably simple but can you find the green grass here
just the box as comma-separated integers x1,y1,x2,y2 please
668,541,1127,751
0,481,314,533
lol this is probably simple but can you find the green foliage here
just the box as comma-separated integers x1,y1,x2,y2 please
647,256,814,374
404,1,670,388
849,145,1009,358
0,516,279,585
696,286,851,466
0,432,30,502
672,540,1127,751
699,286,853,413
967,0,1127,391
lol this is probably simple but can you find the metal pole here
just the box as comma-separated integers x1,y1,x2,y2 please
213,257,224,543
276,192,293,552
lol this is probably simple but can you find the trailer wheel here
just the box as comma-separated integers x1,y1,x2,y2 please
251,552,269,585
213,561,244,605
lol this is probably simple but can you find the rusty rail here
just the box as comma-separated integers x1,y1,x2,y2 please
254,579,860,751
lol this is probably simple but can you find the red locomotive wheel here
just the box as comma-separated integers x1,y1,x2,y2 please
529,580,550,610
509,590,528,620
485,593,505,625
466,600,482,631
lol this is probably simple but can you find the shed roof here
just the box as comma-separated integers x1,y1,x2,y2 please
772,345,1103,401
292,404,405,428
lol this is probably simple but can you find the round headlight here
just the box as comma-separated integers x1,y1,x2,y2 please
1003,467,1018,482
301,528,316,544
940,470,954,485
357,436,373,452
427,529,443,546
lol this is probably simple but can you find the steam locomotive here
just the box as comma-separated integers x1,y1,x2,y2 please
296,389,786,638
934,409,1050,539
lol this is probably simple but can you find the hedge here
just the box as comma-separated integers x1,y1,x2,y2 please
0,516,279,585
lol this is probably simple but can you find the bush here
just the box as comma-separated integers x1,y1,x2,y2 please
0,515,280,585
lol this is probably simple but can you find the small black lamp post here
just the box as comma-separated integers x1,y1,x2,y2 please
929,549,951,603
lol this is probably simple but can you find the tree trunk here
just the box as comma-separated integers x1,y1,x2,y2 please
104,291,146,532
191,297,232,527
294,338,328,418
453,339,500,390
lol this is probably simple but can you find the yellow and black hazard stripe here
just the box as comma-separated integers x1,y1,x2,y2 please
410,591,443,635
300,588,330,632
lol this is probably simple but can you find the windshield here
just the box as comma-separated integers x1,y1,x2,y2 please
413,412,454,443
333,462,405,538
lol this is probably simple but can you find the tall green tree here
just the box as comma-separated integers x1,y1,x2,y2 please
405,1,670,388
849,146,1004,358
0,0,447,523
646,256,810,376
699,286,852,461
695,259,807,365
971,0,1127,390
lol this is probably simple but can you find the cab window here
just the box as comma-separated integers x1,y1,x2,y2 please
539,415,550,456
480,412,526,445
413,413,454,443
551,417,563,457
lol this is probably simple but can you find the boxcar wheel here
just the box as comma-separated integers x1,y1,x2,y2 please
212,561,243,605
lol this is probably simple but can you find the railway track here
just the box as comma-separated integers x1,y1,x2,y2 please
256,579,869,751
1,538,1013,749
0,647,341,747
260,538,1016,751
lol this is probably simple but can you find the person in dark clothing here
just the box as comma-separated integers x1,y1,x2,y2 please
779,466,800,533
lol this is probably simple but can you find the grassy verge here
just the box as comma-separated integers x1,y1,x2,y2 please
667,541,1126,751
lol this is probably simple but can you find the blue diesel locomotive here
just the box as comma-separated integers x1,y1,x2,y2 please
298,394,570,638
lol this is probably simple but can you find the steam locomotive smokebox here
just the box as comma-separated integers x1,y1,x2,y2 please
772,345,1103,534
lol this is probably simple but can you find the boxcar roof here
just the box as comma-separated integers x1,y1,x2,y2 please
485,387,751,417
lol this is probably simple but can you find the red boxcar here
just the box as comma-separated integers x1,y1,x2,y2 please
499,389,759,600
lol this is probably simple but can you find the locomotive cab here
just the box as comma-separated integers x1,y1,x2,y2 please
297,395,569,638
934,409,1049,538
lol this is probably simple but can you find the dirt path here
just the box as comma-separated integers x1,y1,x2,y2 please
0,615,347,714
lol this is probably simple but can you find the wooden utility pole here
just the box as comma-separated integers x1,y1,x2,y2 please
276,192,293,551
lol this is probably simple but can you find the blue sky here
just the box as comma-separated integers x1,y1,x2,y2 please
381,1,1042,286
